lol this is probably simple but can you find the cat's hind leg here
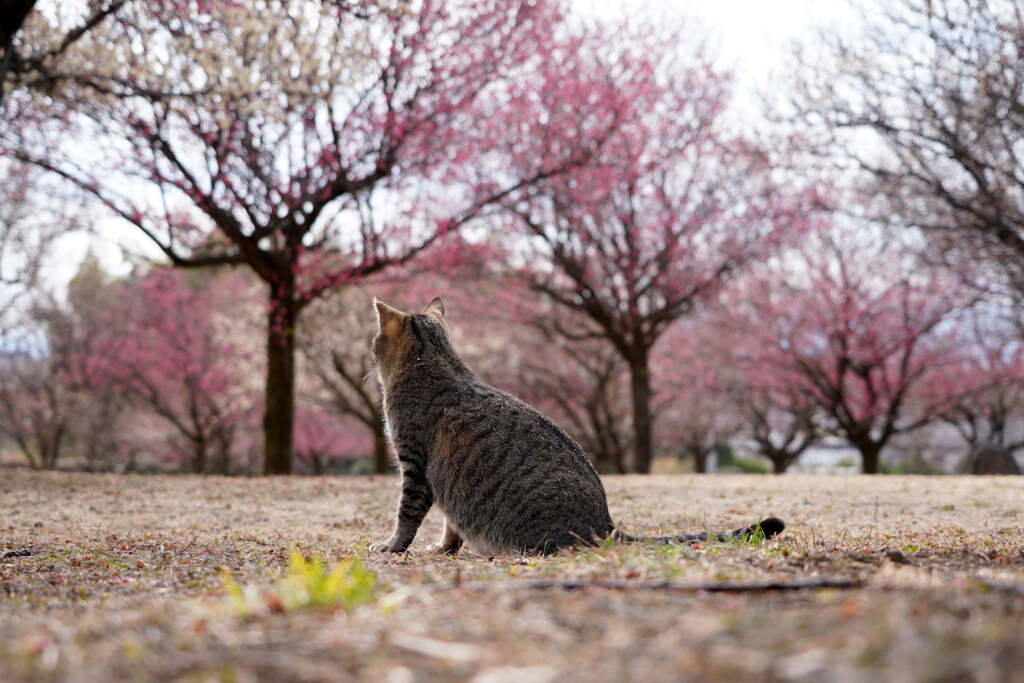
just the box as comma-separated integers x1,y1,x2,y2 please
426,516,464,555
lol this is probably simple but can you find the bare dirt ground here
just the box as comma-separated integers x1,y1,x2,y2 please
1,470,1023,682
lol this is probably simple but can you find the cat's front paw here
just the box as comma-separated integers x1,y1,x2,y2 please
369,539,406,553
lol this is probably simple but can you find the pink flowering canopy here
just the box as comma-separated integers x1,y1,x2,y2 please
7,0,641,473
724,227,973,473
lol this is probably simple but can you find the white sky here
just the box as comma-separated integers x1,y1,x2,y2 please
580,0,854,88
46,0,854,291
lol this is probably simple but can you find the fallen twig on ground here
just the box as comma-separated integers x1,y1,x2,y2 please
418,577,866,593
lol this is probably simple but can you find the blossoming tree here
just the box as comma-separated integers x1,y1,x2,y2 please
87,268,258,474
728,229,972,473
504,20,812,472
7,0,617,473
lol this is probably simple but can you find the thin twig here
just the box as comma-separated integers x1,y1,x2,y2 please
417,578,866,593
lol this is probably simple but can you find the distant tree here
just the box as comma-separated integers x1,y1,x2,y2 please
507,19,810,472
0,251,124,470
790,0,1024,297
712,299,825,474
292,405,370,475
734,389,822,475
88,268,257,474
7,0,613,473
514,327,632,475
61,251,133,471
0,348,73,469
299,286,387,474
731,229,971,473
0,290,98,469
653,319,742,473
923,307,1024,473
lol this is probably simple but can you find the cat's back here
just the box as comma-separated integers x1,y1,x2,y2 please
429,374,615,554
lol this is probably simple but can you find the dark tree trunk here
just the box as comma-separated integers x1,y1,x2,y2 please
627,354,654,474
192,436,207,474
691,444,708,474
43,426,64,470
211,428,232,475
765,449,795,474
613,449,627,474
43,441,56,470
22,445,39,470
263,289,296,475
593,449,624,475
857,441,882,474
308,451,327,476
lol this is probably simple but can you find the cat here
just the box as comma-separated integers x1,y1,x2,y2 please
369,297,784,555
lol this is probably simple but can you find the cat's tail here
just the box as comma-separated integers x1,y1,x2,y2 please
616,516,785,545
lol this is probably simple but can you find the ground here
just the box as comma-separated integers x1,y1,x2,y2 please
1,470,1023,682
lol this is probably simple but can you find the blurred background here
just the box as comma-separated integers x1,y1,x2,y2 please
1,0,1021,476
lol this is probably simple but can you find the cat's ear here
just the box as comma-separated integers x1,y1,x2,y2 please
423,297,445,321
373,298,404,337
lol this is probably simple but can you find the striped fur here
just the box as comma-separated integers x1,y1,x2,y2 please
368,297,784,555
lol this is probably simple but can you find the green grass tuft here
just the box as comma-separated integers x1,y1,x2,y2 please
222,549,377,616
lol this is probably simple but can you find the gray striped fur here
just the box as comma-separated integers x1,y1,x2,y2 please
368,298,784,555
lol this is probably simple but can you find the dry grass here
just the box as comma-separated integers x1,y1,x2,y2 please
1,469,1023,682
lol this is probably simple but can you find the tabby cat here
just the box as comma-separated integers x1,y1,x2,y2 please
369,297,784,555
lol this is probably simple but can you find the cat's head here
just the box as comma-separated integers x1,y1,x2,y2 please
371,297,453,384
